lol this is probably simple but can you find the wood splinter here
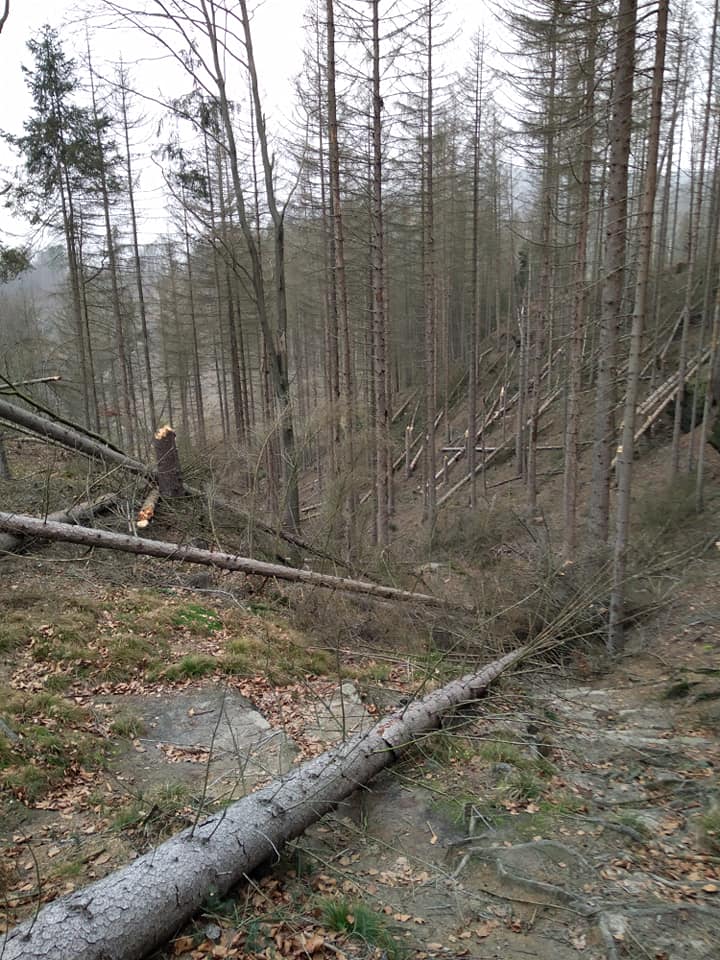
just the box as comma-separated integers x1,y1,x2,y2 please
136,488,160,529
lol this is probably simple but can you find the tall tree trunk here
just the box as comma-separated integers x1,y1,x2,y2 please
181,200,207,448
608,0,666,652
238,0,300,533
671,0,718,476
88,51,135,456
371,0,390,546
423,2,437,529
469,34,484,511
563,12,597,560
197,0,299,530
326,0,357,549
589,0,638,543
119,65,156,433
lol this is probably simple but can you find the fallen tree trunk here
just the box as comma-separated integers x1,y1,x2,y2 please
610,348,711,469
0,375,62,391
0,512,458,609
0,645,524,960
437,389,560,508
0,494,121,555
0,398,151,477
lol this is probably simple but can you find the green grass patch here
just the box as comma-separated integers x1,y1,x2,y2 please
479,732,528,767
171,603,222,635
0,685,106,804
111,783,192,839
109,712,146,739
162,653,217,681
321,898,403,959
498,768,545,803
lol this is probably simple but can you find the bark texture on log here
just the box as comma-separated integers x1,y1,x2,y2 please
153,425,184,497
0,646,524,960
0,512,458,609
0,494,120,556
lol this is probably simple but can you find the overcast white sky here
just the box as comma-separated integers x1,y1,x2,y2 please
0,0,488,251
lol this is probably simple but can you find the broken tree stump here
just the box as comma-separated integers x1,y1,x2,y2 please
153,425,184,497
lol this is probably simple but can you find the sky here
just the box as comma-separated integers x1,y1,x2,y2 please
0,0,488,251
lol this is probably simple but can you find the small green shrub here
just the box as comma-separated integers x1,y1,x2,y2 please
498,769,545,803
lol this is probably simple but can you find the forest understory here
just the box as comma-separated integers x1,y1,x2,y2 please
1,390,720,960
3,0,720,956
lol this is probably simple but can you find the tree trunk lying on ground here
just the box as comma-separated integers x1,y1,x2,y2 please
0,397,152,477
0,645,524,960
0,511,458,609
0,494,121,555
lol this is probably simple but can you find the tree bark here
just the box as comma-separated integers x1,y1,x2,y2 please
0,512,462,609
153,425,184,497
0,397,347,568
608,0,666,652
589,0,637,542
0,397,152,477
0,493,120,555
326,0,357,549
238,0,300,532
0,645,523,960
371,0,390,546
136,488,160,529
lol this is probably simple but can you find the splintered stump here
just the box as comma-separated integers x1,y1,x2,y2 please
153,425,183,497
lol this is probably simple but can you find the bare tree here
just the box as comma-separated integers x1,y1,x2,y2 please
589,0,637,543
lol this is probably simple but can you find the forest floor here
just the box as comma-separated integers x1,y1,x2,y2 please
2,423,720,960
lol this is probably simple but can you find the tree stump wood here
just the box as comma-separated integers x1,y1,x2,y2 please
153,425,183,497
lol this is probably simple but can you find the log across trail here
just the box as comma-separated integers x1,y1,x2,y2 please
0,511,457,609
0,645,525,960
